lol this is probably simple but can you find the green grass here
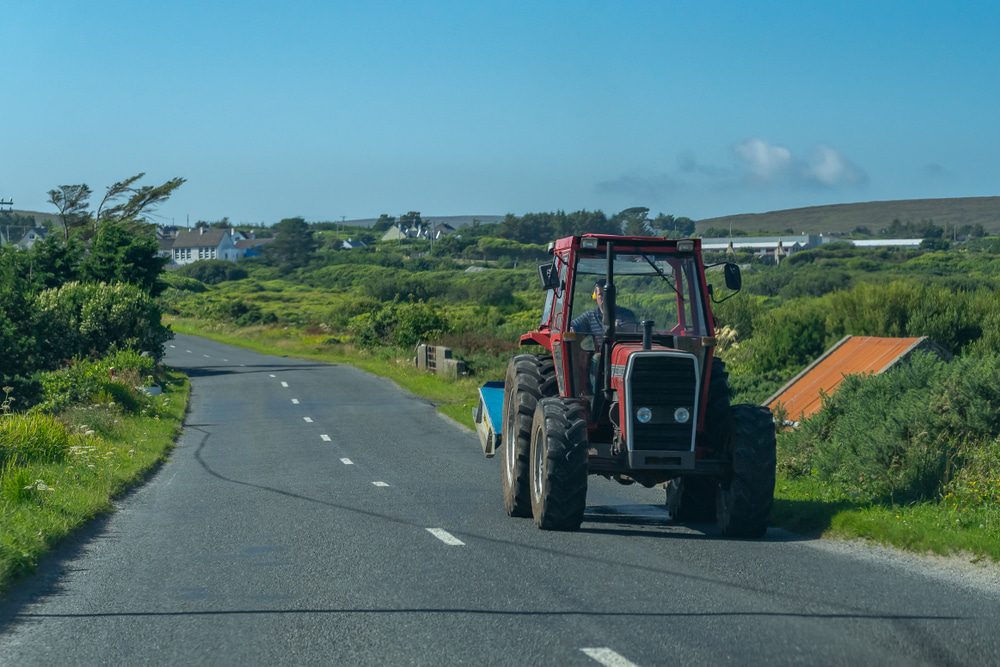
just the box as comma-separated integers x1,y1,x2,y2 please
774,476,1000,561
0,372,189,594
170,316,1000,562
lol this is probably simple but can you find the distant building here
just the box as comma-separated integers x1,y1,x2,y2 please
16,227,48,250
339,238,367,250
700,234,824,254
170,227,240,265
234,237,272,258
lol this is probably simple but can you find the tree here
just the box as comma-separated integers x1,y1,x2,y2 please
99,175,186,224
372,214,396,233
48,184,92,240
80,220,167,295
613,207,650,236
265,217,318,271
28,235,84,289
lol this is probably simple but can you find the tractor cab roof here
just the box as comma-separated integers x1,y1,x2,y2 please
551,234,701,254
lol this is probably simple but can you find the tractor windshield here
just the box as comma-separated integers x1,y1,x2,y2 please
570,253,709,338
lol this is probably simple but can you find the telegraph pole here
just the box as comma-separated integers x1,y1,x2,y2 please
0,197,13,246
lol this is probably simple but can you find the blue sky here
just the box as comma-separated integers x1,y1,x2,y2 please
3,1,998,224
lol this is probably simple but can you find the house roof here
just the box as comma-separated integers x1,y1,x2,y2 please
235,238,272,249
171,228,230,248
765,335,931,424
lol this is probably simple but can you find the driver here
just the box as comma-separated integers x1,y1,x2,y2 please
570,279,637,344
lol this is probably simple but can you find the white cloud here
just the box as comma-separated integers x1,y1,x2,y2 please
802,145,867,186
734,138,793,182
732,138,866,189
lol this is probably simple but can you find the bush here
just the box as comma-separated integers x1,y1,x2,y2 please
349,302,448,348
0,413,70,467
779,353,1000,505
34,350,156,414
175,260,248,285
35,281,173,361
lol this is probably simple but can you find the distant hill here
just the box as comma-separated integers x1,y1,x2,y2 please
345,214,503,228
1,208,61,228
697,197,1000,235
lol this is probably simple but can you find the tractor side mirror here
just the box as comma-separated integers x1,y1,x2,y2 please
538,262,559,291
724,263,742,291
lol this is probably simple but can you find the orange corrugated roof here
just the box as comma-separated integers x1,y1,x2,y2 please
766,336,926,423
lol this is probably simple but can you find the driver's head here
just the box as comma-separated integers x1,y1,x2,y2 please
592,279,607,305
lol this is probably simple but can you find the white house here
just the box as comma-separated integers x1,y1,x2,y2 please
170,227,240,265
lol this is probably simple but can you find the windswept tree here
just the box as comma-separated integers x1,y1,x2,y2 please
265,217,318,271
48,184,93,240
94,173,186,226
613,206,651,236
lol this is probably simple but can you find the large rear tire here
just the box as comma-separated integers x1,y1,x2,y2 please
529,397,588,530
717,404,776,538
500,354,556,517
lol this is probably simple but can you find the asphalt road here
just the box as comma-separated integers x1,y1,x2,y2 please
1,333,999,666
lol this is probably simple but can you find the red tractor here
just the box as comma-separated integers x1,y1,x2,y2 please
474,234,775,537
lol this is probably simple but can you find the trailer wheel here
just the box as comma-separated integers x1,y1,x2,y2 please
665,477,717,522
501,354,556,517
717,404,776,538
529,397,588,530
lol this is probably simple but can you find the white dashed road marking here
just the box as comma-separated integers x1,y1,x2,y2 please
372,481,390,487
426,528,464,546
581,648,639,667
269,374,276,378
291,399,300,405
203,354,210,358
281,381,289,388
223,358,229,362
169,344,176,348
320,435,331,442
186,350,192,353
340,458,353,465
303,417,313,423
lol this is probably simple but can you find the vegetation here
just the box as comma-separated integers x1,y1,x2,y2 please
162,209,1000,560
0,174,187,594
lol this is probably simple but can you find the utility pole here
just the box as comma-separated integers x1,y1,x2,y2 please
0,197,13,246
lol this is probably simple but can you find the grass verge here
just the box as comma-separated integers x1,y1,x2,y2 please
169,316,999,562
0,371,189,595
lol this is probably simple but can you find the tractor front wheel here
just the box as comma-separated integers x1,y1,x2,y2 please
716,404,776,538
529,397,588,530
501,355,556,517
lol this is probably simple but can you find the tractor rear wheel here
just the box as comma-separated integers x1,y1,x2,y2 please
500,354,557,517
717,404,776,538
665,477,717,522
529,397,588,530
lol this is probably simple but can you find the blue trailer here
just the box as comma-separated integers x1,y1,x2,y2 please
472,381,505,457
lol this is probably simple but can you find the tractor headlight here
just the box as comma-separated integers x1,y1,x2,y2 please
673,407,691,424
636,407,653,424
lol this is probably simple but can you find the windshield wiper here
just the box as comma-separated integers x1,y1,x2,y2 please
640,254,682,298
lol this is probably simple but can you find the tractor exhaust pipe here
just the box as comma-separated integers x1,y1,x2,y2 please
603,242,615,398
642,320,654,350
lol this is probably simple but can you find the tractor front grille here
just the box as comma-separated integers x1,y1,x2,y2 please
626,353,699,452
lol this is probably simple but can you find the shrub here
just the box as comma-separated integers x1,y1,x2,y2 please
349,302,448,348
175,260,248,285
778,353,1000,505
0,413,70,467
35,281,173,361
